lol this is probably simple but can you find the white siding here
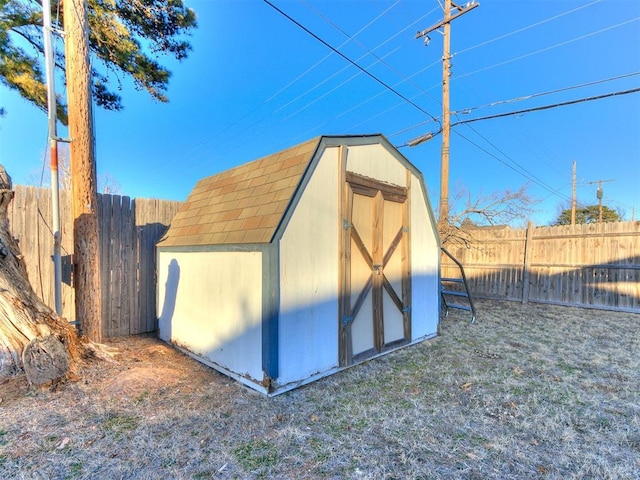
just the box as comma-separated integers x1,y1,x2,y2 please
157,250,264,383
409,177,440,339
278,146,340,386
346,144,407,187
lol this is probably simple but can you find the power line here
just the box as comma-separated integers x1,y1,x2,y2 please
275,1,435,114
303,0,442,105
176,2,409,168
400,86,639,200
395,73,640,137
452,72,640,116
451,87,640,127
201,3,444,155
455,0,603,56
268,0,401,103
451,129,572,202
281,47,401,121
454,17,640,81
262,0,441,124
402,87,640,148
459,123,570,202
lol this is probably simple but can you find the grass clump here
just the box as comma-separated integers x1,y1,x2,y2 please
232,438,279,474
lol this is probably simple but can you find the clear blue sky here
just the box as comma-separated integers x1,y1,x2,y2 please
1,0,639,226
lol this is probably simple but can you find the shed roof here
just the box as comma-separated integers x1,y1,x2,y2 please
158,137,320,247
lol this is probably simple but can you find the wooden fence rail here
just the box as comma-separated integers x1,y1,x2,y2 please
441,221,640,313
8,185,181,337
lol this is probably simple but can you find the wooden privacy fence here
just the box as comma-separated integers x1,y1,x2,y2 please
441,221,640,313
8,185,181,337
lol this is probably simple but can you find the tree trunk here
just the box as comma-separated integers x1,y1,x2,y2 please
64,0,103,342
0,166,83,386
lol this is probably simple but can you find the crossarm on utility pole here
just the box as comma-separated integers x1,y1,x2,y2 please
415,1,479,39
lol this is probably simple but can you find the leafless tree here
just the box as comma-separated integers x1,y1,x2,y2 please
439,182,537,247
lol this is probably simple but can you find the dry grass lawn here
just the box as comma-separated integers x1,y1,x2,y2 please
0,300,639,479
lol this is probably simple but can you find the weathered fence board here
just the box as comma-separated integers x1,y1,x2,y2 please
442,221,640,313
8,185,181,337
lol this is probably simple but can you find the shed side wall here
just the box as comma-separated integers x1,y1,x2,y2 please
409,178,440,339
157,250,264,383
277,146,340,386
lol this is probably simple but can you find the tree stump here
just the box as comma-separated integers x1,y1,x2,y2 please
22,334,70,386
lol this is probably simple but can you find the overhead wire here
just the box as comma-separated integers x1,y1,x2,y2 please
281,47,401,121
396,0,635,181
268,1,633,210
302,0,443,105
454,0,603,56
454,16,640,81
451,129,572,202
399,0,620,182
458,123,571,201
451,72,640,116
397,84,639,201
275,0,436,114
291,1,610,199
450,87,640,127
173,2,396,169
393,72,640,136
262,0,441,124
178,1,440,170
268,0,402,103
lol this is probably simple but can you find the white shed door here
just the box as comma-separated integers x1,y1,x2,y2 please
340,172,412,366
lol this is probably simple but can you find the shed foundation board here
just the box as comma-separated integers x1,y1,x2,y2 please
157,250,264,382
271,331,437,396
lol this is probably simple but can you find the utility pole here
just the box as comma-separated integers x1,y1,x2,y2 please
416,0,479,224
571,160,576,225
42,0,63,315
586,179,614,223
64,0,103,342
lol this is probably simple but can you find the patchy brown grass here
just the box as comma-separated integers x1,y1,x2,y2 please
0,300,639,479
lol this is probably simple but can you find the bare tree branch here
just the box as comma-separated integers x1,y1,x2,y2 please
439,182,538,247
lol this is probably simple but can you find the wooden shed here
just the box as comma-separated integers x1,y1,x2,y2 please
157,135,440,395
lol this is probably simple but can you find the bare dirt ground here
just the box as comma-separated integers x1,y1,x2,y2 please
1,300,639,479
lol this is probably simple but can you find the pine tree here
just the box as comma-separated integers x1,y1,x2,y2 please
0,0,197,120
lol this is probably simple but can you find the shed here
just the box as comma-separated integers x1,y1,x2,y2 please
157,135,441,395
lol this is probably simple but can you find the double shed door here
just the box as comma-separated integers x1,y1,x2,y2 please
340,172,412,367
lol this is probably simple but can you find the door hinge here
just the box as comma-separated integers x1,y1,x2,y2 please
402,306,411,314
342,315,353,325
343,219,353,230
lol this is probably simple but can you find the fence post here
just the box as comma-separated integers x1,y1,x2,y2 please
522,220,534,304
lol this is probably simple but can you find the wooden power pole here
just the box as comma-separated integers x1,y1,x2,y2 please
64,0,103,342
586,179,614,223
416,0,479,224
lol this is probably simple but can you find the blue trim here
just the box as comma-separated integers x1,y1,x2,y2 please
262,244,279,385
